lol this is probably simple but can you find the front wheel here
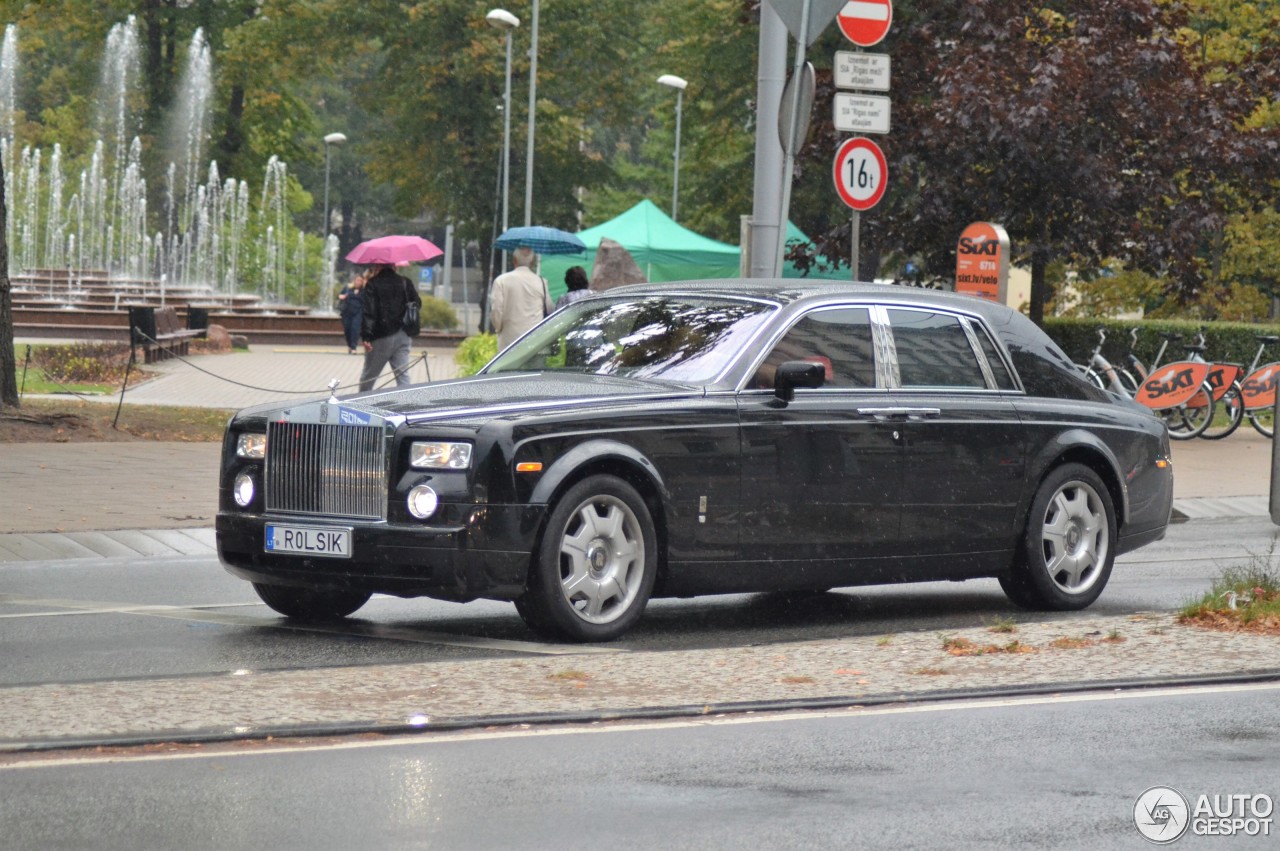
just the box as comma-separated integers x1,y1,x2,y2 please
1162,385,1215,440
517,475,658,642
1000,463,1116,611
252,583,371,622
1199,382,1244,440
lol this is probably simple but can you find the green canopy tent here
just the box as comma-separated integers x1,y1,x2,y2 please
539,200,740,299
537,202,852,299
782,221,852,281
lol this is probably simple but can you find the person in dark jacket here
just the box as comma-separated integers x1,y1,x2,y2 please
337,269,369,353
358,264,421,391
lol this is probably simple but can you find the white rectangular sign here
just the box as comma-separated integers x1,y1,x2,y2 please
835,51,890,91
834,93,891,135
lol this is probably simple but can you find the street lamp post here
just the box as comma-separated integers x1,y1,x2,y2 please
657,74,688,223
524,0,539,226
486,9,520,259
322,132,347,237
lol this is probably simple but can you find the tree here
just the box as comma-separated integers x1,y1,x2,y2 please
803,0,1279,323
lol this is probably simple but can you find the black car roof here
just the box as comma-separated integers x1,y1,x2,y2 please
603,278,1016,319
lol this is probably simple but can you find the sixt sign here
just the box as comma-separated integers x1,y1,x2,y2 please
954,222,1009,304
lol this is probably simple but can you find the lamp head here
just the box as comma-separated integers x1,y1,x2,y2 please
323,132,348,146
486,9,520,30
657,74,688,92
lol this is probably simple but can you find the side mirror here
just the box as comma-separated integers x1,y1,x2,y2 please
774,360,826,402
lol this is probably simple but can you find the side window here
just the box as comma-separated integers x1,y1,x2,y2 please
972,324,1018,390
886,308,987,389
753,307,876,390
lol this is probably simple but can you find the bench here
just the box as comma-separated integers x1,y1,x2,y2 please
129,305,203,363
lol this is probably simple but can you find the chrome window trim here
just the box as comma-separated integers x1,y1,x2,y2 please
959,317,999,390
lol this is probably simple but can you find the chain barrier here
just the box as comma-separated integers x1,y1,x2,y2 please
126,328,431,397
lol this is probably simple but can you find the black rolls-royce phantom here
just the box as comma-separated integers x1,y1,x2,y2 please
216,281,1173,641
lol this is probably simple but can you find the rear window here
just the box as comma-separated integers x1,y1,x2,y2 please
887,308,987,389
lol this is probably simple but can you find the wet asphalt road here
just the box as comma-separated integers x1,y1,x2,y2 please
3,515,1277,688
4,682,1278,850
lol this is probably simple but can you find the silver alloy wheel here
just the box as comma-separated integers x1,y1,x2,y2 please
556,493,646,624
1039,480,1109,596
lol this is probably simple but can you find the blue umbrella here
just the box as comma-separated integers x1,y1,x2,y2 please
494,225,586,255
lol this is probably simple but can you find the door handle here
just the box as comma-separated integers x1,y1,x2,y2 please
856,407,942,421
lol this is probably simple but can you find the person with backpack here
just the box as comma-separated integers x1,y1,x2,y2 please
358,263,421,391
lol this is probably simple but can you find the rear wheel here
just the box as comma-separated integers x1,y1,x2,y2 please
517,475,657,642
1162,385,1215,440
1199,381,1244,440
252,583,371,621
1249,405,1275,439
1000,463,1116,611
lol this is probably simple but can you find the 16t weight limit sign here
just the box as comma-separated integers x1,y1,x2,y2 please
833,137,887,211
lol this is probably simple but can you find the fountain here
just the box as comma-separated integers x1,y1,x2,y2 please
4,17,338,343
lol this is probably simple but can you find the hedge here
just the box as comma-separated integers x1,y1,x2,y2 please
1044,317,1280,372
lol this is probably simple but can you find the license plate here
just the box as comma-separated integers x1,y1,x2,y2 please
265,525,352,558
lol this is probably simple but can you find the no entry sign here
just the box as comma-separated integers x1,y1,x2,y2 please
832,137,887,211
837,0,893,47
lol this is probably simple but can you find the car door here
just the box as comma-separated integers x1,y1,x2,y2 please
736,305,903,568
883,307,1028,559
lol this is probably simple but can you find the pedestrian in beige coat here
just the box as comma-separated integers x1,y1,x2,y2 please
490,247,553,350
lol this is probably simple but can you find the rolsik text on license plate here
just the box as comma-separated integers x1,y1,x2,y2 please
265,525,352,558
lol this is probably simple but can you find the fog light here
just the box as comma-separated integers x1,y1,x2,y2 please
407,485,439,519
233,471,256,507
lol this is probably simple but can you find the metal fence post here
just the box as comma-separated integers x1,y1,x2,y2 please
1270,391,1280,525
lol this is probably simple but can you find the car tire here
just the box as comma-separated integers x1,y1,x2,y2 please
1000,463,1116,611
518,475,657,642
252,582,371,621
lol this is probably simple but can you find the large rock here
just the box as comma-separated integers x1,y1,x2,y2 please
203,324,234,352
590,238,647,291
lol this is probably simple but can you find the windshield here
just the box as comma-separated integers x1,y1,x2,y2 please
485,294,776,384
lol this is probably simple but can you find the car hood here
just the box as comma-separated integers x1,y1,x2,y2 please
233,372,704,426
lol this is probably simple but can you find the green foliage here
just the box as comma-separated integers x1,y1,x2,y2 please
454,333,497,377
419,296,458,331
31,342,133,386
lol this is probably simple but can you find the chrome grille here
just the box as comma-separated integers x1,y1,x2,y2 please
265,422,386,520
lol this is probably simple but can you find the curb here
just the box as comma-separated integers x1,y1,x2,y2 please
6,669,1279,756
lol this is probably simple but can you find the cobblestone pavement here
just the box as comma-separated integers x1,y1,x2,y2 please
1,613,1275,751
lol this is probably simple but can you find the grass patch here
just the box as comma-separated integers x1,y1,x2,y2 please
912,667,949,676
1179,563,1280,634
12,341,147,395
1,397,231,442
985,616,1018,634
1049,636,1097,650
547,670,591,682
875,634,894,647
941,636,1037,656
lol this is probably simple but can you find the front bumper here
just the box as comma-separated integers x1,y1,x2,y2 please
216,504,546,602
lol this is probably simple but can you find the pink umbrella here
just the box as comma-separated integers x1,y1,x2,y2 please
345,235,444,265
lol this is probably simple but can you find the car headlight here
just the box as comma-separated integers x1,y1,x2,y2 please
236,433,267,459
233,471,256,507
407,485,439,519
410,441,472,470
